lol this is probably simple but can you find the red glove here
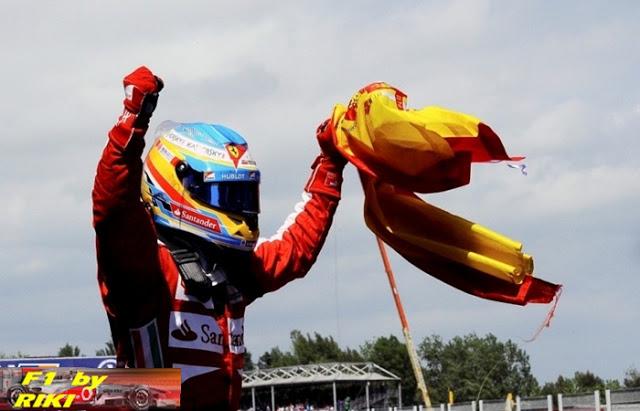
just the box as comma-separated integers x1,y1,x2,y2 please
303,119,347,199
109,67,163,149
316,118,347,168
122,66,163,114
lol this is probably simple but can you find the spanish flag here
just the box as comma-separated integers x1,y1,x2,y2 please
331,82,560,306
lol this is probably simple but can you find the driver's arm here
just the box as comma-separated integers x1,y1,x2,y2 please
249,121,346,299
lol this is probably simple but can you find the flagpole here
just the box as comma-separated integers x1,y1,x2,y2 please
376,236,432,410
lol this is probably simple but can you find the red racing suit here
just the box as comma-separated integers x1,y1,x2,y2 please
92,109,344,410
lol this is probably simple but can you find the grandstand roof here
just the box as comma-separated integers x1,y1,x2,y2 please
242,362,400,388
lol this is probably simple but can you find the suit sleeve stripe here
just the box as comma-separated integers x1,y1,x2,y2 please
255,192,312,247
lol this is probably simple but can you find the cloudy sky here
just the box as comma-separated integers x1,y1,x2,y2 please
1,0,639,386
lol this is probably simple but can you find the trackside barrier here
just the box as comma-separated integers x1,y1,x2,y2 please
389,388,640,411
611,387,640,408
0,356,116,368
354,390,634,411
563,392,596,409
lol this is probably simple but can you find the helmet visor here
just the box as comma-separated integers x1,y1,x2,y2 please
183,173,260,214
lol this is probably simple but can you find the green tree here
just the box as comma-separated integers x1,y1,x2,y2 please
540,375,577,395
574,371,605,392
0,351,30,359
244,351,255,371
290,330,362,364
539,371,618,395
605,379,622,390
258,330,362,368
624,367,640,388
361,335,417,404
57,343,81,357
419,333,538,403
95,340,115,356
258,347,297,368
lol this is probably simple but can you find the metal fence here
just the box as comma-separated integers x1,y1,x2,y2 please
354,388,640,411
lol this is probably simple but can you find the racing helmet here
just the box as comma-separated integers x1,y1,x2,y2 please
141,121,260,250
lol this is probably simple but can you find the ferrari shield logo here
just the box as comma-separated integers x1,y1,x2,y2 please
226,144,247,168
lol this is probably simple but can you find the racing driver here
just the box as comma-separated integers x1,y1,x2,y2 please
92,66,346,410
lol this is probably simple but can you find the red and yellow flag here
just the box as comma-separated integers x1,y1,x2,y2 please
331,82,560,305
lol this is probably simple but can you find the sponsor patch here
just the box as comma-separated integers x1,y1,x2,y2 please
171,205,221,232
324,171,339,188
124,84,134,100
168,312,224,353
204,170,259,182
163,133,227,160
228,318,245,354
157,142,175,161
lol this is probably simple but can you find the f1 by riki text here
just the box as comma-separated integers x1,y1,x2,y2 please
13,370,107,408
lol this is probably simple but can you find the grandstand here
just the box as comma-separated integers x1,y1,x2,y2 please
241,362,401,411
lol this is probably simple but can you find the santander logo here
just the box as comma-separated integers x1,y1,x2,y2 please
172,205,221,232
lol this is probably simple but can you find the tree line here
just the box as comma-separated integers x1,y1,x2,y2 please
245,331,640,404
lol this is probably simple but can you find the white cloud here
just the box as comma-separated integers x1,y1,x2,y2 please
609,104,640,129
519,100,593,152
518,164,640,216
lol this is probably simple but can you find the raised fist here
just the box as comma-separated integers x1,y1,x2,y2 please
122,66,164,116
